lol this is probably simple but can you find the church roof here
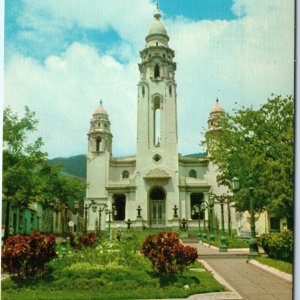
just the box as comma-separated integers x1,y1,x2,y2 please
147,2,168,37
211,99,225,113
94,101,107,115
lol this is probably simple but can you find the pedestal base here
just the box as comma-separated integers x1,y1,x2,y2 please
135,218,143,229
169,218,180,231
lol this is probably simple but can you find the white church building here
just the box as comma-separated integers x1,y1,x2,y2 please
84,6,270,234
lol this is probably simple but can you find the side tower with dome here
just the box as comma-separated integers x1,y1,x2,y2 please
85,4,237,233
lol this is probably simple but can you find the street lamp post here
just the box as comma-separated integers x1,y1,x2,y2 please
208,196,215,244
192,205,202,241
209,193,227,252
97,205,107,235
231,177,259,258
200,202,207,242
72,201,80,235
84,203,90,235
91,203,107,235
105,208,112,237
84,200,107,236
219,196,227,252
248,187,259,258
105,205,116,239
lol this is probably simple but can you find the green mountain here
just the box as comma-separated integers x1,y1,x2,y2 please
48,155,87,179
183,152,206,159
48,152,206,180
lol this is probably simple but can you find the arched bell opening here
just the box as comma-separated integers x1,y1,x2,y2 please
154,64,160,79
153,97,161,147
96,137,101,152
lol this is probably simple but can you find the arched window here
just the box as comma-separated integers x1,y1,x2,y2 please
189,169,197,178
169,85,172,96
142,86,145,97
153,97,161,146
122,170,129,179
154,64,160,78
96,137,101,151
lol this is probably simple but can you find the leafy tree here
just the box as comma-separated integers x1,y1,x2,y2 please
204,95,294,225
39,162,86,234
3,107,47,238
3,106,47,205
3,106,87,237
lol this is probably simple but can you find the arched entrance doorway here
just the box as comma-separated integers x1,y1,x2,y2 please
149,187,166,227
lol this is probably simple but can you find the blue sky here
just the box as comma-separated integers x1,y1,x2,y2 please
5,0,237,63
3,0,294,158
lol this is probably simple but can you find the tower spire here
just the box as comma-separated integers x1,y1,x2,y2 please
154,0,161,19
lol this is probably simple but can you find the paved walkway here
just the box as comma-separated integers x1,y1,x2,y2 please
186,242,293,300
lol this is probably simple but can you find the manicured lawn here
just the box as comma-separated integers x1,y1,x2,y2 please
210,234,249,248
187,230,249,248
2,232,225,300
255,256,293,274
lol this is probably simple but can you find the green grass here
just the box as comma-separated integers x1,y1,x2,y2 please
255,256,293,274
2,232,225,300
211,234,249,248
2,263,224,299
187,230,249,248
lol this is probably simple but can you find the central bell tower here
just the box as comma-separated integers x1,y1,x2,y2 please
136,3,179,226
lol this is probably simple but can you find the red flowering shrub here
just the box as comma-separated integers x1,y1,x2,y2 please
1,231,56,278
69,232,98,249
140,232,198,275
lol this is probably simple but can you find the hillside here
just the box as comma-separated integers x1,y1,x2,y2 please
49,152,207,179
48,155,87,179
183,152,206,159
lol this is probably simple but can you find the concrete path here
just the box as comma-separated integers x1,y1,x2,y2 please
186,243,293,300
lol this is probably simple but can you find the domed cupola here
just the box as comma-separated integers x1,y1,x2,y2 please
146,2,169,47
88,100,113,154
208,98,225,131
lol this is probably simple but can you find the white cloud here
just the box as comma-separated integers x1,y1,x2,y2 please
4,0,294,158
166,1,294,154
18,0,155,51
5,43,138,158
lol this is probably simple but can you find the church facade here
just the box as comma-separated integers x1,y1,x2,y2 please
85,6,236,232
